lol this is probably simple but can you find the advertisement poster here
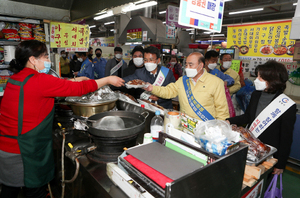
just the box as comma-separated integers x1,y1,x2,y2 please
227,20,295,62
166,5,188,28
127,28,142,42
178,0,224,32
50,22,89,50
166,25,176,39
90,37,114,47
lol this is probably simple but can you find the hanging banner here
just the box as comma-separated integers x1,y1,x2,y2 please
127,28,142,42
178,0,224,32
90,37,114,47
166,25,176,39
227,20,295,62
50,22,89,50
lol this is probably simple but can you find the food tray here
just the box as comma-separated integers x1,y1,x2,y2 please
125,83,147,89
246,144,277,166
117,92,138,105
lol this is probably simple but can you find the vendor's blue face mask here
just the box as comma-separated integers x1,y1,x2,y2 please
38,61,51,74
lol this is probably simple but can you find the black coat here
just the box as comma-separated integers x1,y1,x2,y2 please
227,91,297,169
123,65,176,109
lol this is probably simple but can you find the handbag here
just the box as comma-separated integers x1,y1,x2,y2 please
264,174,283,198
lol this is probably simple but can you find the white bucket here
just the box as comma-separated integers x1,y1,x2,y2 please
4,46,16,64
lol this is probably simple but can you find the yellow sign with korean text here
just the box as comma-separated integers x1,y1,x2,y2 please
227,20,295,62
50,22,89,50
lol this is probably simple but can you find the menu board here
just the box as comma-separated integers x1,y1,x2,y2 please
227,20,295,62
127,28,142,42
178,0,224,32
50,22,89,51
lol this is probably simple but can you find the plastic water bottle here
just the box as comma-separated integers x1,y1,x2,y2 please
150,110,164,142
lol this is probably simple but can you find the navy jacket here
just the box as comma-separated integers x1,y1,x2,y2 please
123,65,176,109
227,91,297,169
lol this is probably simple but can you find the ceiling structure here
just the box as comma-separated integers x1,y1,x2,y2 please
6,0,299,41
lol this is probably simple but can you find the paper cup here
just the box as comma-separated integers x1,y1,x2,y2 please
143,133,153,144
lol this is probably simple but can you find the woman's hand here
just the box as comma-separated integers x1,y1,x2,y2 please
143,83,153,92
73,72,78,76
108,76,125,87
273,168,283,175
69,77,90,82
149,95,159,101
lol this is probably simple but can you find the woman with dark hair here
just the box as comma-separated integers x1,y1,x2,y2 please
227,60,297,175
166,55,182,80
0,40,124,198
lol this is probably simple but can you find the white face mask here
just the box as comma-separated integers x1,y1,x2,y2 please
254,78,267,91
77,58,83,62
115,54,122,59
222,61,232,69
208,63,217,70
133,58,144,67
145,62,157,72
185,64,201,78
62,54,66,58
170,62,176,66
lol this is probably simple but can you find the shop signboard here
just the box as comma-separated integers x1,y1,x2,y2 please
178,0,224,32
127,28,142,42
166,5,189,28
166,25,176,39
227,20,295,62
90,37,114,47
50,22,89,51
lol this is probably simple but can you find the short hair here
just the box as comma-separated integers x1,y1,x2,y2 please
60,50,66,54
95,48,102,53
205,50,219,60
76,52,87,57
72,54,77,60
131,45,144,55
88,47,93,52
255,60,288,93
144,46,160,59
114,47,123,53
9,40,47,73
170,55,178,62
220,53,232,60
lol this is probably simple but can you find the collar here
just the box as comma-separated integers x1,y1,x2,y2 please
220,66,227,72
191,69,207,85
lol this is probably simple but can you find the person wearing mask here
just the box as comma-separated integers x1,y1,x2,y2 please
60,50,70,77
105,47,127,78
123,46,175,109
93,48,107,79
166,55,182,80
204,50,234,86
74,52,94,79
226,61,296,175
144,52,229,120
0,40,124,198
123,45,144,77
87,47,93,61
217,53,241,95
69,54,82,77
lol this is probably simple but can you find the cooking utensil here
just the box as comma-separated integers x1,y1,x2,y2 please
87,111,149,138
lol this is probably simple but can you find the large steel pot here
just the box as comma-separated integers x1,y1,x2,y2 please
87,111,149,138
68,99,117,117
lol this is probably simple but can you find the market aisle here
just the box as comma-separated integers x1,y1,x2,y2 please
282,169,300,197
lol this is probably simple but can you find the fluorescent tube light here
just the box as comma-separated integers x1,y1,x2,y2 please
110,29,114,32
94,10,113,20
162,21,166,24
293,3,297,6
125,42,132,45
203,31,213,34
210,34,224,37
208,40,219,42
122,1,157,12
133,42,142,44
135,0,148,4
159,11,166,14
189,32,194,34
89,25,96,28
229,8,263,15
186,28,195,31
104,21,115,25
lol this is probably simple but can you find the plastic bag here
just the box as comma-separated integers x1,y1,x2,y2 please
194,120,236,156
225,85,235,117
236,79,255,112
264,174,282,198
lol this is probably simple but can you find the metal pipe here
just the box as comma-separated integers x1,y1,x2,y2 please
61,133,66,198
64,158,80,183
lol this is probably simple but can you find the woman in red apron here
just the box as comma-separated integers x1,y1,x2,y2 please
0,40,124,198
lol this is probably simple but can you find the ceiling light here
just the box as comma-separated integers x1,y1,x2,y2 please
89,25,96,28
229,8,263,15
133,42,142,44
110,29,114,32
162,21,166,24
208,40,220,42
186,28,195,31
293,3,297,6
189,32,194,34
122,1,157,12
210,34,224,37
94,10,113,20
125,42,132,45
104,21,115,25
135,0,148,4
203,31,213,34
159,11,166,14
